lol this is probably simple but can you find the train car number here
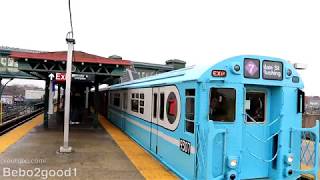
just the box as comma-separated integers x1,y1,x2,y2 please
180,139,191,155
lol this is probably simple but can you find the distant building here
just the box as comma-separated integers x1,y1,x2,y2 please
111,54,186,83
305,96,320,114
25,89,45,100
134,59,186,78
1,95,13,105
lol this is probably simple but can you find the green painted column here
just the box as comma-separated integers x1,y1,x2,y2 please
43,78,49,128
93,82,99,128
57,84,61,112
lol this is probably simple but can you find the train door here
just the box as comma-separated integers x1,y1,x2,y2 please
241,87,271,178
150,87,160,153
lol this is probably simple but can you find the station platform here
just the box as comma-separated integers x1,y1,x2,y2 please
0,113,177,180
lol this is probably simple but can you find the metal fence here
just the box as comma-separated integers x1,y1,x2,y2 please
0,101,43,125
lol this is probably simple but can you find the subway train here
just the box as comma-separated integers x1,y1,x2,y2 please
101,55,319,180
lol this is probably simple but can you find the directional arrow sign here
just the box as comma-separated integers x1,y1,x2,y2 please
48,73,55,81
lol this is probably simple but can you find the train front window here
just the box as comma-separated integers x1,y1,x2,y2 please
209,88,236,122
245,92,265,123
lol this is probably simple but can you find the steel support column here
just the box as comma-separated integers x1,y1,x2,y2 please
59,36,75,153
48,80,54,115
44,79,49,128
85,87,89,109
57,84,61,111
93,82,99,128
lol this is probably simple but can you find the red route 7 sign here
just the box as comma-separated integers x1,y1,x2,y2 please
56,73,66,82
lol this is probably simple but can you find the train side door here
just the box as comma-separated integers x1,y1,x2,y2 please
150,87,160,153
241,88,270,178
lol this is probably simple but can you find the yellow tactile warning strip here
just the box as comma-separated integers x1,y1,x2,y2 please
0,114,44,154
98,115,178,180
301,164,319,179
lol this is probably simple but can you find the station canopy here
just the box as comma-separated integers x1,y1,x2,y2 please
10,51,132,85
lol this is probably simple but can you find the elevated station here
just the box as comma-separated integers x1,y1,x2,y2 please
0,46,182,179
9,50,131,128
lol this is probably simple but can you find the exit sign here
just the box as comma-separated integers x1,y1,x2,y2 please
56,73,66,82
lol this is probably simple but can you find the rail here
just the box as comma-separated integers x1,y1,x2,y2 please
0,106,43,135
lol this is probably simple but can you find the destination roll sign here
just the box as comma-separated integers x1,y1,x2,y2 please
262,60,283,80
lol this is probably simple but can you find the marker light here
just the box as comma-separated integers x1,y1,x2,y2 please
230,159,237,167
234,64,240,72
287,69,292,76
285,154,294,165
287,156,293,164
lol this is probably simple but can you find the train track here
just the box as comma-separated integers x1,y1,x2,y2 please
0,108,43,135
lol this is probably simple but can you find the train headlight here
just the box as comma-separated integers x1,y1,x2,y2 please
285,154,294,165
227,156,239,169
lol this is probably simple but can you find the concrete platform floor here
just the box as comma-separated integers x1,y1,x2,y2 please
0,120,144,179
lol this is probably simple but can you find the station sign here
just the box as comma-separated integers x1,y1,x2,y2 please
52,73,95,83
262,60,283,80
72,74,94,82
244,58,260,79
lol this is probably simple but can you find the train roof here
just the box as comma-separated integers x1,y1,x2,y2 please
110,55,303,90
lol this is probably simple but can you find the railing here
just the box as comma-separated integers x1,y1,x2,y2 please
0,101,44,125
244,113,282,163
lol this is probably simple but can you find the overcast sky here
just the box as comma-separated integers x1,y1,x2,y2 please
1,0,319,95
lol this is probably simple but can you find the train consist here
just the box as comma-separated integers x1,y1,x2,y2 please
102,55,319,180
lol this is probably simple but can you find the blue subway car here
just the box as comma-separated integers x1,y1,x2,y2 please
106,55,319,180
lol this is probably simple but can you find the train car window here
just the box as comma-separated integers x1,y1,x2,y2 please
167,92,177,124
113,93,120,107
139,93,145,114
153,94,158,118
186,89,195,133
297,89,305,113
160,93,165,120
245,92,265,123
209,88,236,122
123,92,127,110
131,99,139,112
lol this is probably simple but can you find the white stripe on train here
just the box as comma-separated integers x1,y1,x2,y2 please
109,109,196,154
